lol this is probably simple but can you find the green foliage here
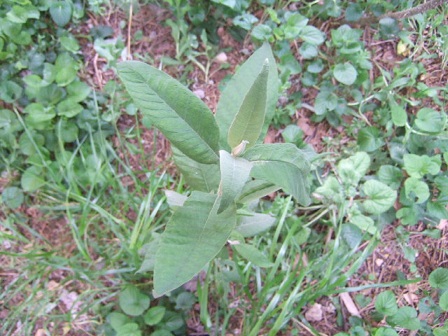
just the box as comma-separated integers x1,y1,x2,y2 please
119,43,311,297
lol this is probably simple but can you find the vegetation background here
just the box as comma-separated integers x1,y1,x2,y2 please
0,0,447,335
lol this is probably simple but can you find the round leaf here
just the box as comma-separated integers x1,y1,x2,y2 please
375,291,398,316
362,180,397,215
429,268,448,289
334,62,357,85
143,306,166,326
118,286,150,316
50,0,72,26
2,187,24,209
386,306,421,330
439,291,448,311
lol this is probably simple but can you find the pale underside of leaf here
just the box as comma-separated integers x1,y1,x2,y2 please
218,150,253,213
153,192,236,297
227,61,269,150
118,61,219,164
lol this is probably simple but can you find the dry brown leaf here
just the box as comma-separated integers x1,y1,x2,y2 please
340,292,361,317
305,303,323,322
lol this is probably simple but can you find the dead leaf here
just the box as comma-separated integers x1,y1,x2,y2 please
305,303,323,322
340,292,361,317
35,329,46,336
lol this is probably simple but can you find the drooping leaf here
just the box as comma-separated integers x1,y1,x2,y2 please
118,62,219,164
242,143,311,205
154,192,236,297
216,43,278,149
235,212,276,237
172,146,220,192
362,180,397,215
218,150,253,213
233,243,274,267
118,285,150,317
227,60,269,150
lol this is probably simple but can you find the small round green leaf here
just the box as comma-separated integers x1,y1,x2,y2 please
375,290,398,316
143,306,165,326
439,291,448,311
334,62,357,85
300,26,325,45
50,0,72,26
362,180,397,215
2,187,24,209
357,127,384,152
429,268,448,289
107,312,131,331
118,286,150,316
386,306,420,330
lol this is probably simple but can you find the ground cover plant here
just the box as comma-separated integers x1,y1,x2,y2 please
1,0,447,335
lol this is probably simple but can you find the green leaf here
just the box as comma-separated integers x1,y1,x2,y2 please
234,243,274,267
57,99,83,118
237,179,279,204
396,206,419,226
403,154,441,178
404,177,430,204
216,43,278,149
144,306,166,326
341,223,363,249
386,307,421,330
118,286,150,316
377,165,403,190
299,25,325,45
349,214,377,235
345,3,363,22
362,180,397,215
218,150,253,213
118,61,219,164
414,107,445,133
439,291,448,311
337,152,371,186
357,127,384,152
21,166,45,192
115,323,142,336
107,312,131,331
137,238,160,273
429,268,448,289
165,190,188,208
243,143,311,205
172,146,220,192
375,290,398,316
66,81,91,102
374,328,398,336
49,0,72,26
235,212,276,237
227,60,269,150
313,176,345,205
154,192,236,297
251,24,272,41
390,104,407,127
333,62,357,85
2,187,24,209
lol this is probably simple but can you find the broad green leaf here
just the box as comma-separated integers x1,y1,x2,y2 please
439,291,448,311
341,223,363,249
237,179,279,204
21,166,45,192
118,285,150,316
57,99,83,118
227,60,269,150
429,268,448,289
386,307,420,330
345,3,363,22
390,104,407,127
49,0,72,26
172,146,220,192
313,176,345,205
362,180,397,215
144,306,166,326
154,192,236,297
115,323,142,336
333,62,357,85
396,206,419,226
216,43,278,149
299,25,325,45
2,187,24,209
374,328,398,336
403,154,441,178
414,107,445,133
66,81,91,102
165,190,188,208
377,165,403,190
218,150,253,213
55,67,77,86
337,152,370,186
0,109,22,132
137,237,160,273
375,290,398,316
349,214,377,235
357,127,384,152
235,212,276,237
107,312,131,331
234,243,274,267
251,24,272,41
118,61,219,164
243,143,310,205
404,177,429,204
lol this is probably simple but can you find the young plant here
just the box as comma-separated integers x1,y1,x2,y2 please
118,43,312,297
